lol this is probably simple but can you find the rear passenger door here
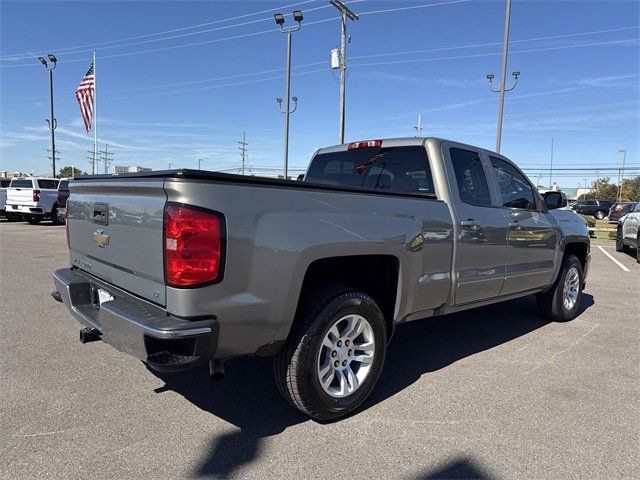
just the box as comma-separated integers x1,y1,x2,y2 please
487,155,559,295
444,145,508,305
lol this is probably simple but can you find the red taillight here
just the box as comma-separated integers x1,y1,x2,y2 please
347,140,382,150
164,204,224,287
33,189,40,202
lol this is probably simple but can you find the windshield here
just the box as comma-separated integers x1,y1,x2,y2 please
305,146,435,196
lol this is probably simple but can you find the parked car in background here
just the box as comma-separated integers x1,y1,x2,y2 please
0,178,16,220
53,137,591,420
5,177,60,224
572,199,614,219
55,179,70,224
616,201,640,262
608,202,635,223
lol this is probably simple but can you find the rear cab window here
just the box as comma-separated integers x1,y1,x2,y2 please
37,179,59,189
0,179,11,188
449,147,492,207
305,145,436,196
58,180,70,191
10,179,34,188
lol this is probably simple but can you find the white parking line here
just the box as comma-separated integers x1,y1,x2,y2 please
597,246,631,272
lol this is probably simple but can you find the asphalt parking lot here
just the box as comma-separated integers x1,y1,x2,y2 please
1,220,638,479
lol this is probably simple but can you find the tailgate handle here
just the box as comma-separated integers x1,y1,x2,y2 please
93,204,109,225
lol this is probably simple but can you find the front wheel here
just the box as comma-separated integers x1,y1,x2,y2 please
594,210,605,220
636,234,640,264
273,287,387,421
616,227,625,252
537,254,583,322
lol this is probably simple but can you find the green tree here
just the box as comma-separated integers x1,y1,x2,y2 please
620,176,640,202
578,177,617,201
58,166,87,178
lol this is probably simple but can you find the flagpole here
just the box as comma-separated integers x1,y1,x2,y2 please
93,50,97,174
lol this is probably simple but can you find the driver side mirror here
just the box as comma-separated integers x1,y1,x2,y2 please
543,191,567,210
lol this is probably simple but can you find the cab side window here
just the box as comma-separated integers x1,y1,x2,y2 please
450,148,492,207
489,156,537,210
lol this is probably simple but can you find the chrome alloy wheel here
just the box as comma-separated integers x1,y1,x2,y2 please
316,314,375,398
563,266,580,311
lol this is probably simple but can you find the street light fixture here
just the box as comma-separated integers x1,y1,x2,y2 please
274,10,303,179
39,53,57,178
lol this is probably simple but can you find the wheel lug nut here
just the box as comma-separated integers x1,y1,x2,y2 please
337,340,342,347
342,360,347,366
349,350,353,356
345,340,350,346
331,351,337,357
334,361,339,367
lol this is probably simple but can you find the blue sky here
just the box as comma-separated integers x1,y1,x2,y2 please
1,0,638,188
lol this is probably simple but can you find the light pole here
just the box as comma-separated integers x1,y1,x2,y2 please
618,149,627,201
168,163,173,170
330,0,358,144
274,10,303,179
486,0,519,153
39,54,57,177
198,158,203,170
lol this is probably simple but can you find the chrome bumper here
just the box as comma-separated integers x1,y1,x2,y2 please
52,268,218,372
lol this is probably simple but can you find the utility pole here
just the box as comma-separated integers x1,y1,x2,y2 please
274,10,303,178
549,137,554,189
47,149,61,176
38,54,57,177
486,0,519,153
99,144,113,174
238,132,248,175
87,150,97,174
330,0,359,144
618,149,627,202
198,158,203,170
414,113,423,137
168,163,173,170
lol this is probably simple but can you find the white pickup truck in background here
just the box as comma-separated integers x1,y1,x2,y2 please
5,177,61,224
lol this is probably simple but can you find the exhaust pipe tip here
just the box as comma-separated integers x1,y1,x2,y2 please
209,359,225,380
79,327,101,344
51,291,63,303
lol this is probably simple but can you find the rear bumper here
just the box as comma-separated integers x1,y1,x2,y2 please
6,204,44,215
52,268,218,372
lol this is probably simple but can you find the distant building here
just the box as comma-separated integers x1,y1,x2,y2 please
113,166,152,174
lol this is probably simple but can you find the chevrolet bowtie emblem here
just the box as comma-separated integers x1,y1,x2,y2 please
92,229,110,248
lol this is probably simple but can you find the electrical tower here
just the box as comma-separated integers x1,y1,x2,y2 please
99,144,114,174
238,132,248,175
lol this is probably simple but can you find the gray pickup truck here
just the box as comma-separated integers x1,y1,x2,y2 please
52,137,590,420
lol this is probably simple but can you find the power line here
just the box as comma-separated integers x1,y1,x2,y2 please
0,0,321,59
0,0,465,68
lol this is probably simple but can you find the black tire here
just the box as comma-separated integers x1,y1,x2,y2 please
537,254,583,322
636,234,640,264
273,286,387,421
51,205,63,225
594,210,605,220
616,227,625,252
5,212,20,222
23,214,42,224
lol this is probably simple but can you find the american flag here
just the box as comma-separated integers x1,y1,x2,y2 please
75,62,95,134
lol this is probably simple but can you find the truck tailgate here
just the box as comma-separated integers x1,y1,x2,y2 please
7,187,34,205
68,179,167,305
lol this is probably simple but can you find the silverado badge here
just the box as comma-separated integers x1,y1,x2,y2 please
92,229,110,248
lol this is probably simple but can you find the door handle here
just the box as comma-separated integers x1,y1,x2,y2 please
460,220,480,229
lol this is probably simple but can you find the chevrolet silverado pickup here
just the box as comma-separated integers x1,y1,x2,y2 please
52,137,590,420
6,177,61,224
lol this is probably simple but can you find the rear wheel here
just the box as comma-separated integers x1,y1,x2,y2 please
594,210,605,220
636,234,640,264
273,287,387,421
537,254,583,322
23,214,42,224
5,212,20,222
51,205,64,225
616,227,625,252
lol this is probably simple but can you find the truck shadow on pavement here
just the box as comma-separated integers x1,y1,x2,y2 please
151,293,594,478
